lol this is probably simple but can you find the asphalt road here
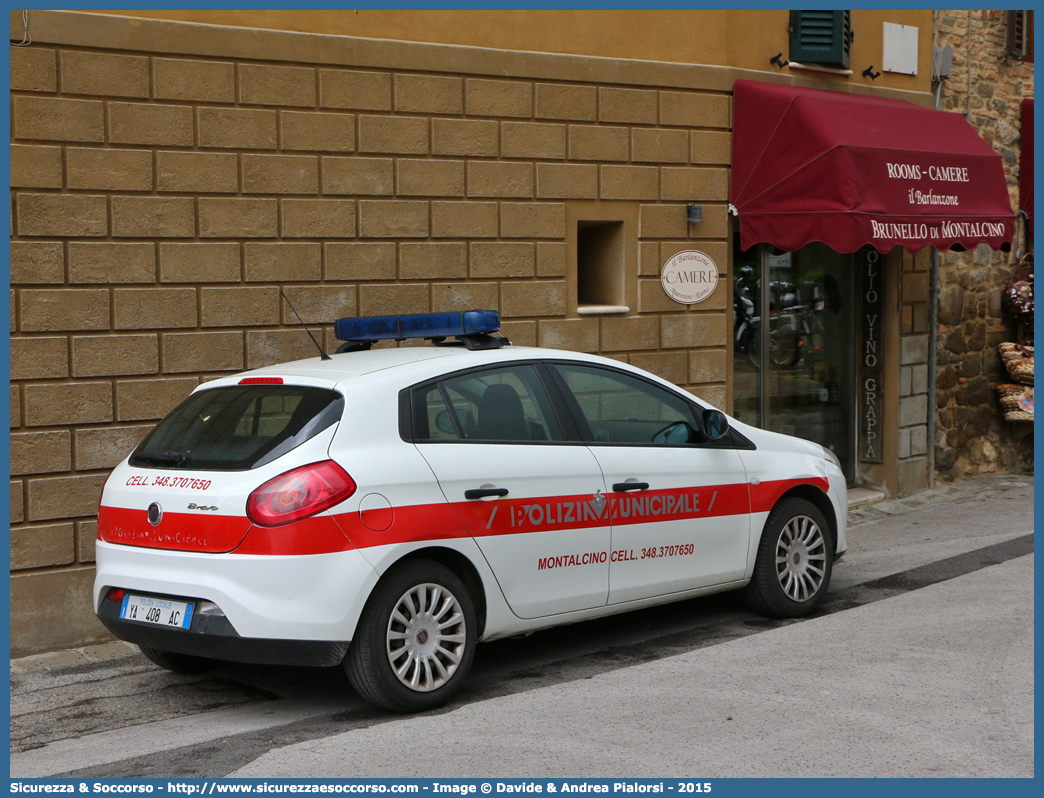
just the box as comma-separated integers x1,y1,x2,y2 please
9,473,1034,778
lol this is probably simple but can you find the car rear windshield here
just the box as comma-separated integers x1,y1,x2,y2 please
129,386,344,471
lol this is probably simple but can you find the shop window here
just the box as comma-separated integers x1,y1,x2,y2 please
1008,11,1034,61
577,220,626,312
731,239,858,482
789,10,854,69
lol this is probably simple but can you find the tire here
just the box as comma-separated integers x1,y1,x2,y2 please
139,645,218,675
771,322,800,367
746,330,761,367
748,328,795,369
744,497,833,617
345,559,476,712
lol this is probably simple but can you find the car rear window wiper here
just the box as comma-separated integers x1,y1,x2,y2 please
135,450,186,466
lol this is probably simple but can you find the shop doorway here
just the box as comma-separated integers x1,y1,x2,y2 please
732,239,857,481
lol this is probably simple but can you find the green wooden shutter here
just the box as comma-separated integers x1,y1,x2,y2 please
789,10,853,69
1007,10,1032,60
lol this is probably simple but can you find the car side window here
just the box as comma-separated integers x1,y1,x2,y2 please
552,363,704,445
417,385,461,441
416,364,564,443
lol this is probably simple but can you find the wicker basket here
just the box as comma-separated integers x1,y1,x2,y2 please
996,382,1034,422
998,342,1034,385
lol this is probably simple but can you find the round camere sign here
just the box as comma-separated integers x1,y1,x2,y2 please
660,250,719,304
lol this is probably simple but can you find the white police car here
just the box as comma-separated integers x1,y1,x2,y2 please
95,310,846,712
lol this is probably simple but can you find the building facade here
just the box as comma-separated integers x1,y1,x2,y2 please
8,10,1022,654
932,10,1034,479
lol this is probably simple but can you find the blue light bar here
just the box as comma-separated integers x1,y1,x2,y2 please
334,310,501,343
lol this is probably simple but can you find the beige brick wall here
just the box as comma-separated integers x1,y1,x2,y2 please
9,30,732,655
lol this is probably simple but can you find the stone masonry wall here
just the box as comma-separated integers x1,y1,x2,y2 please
933,10,1033,480
9,35,730,653
898,248,932,496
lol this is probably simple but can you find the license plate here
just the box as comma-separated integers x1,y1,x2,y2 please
120,594,194,630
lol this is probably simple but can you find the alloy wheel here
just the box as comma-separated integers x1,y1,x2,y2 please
385,582,467,692
774,515,827,602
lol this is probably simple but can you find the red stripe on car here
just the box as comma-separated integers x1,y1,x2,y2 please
234,514,355,556
749,477,830,513
448,481,753,538
333,503,471,551
97,505,251,553
99,478,830,557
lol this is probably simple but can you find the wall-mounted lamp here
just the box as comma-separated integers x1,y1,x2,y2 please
770,53,789,70
932,45,953,81
687,204,702,224
862,66,881,80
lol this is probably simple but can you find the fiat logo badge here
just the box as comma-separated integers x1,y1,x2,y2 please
147,502,163,527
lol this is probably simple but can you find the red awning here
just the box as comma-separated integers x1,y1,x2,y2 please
1020,98,1033,238
731,80,1015,254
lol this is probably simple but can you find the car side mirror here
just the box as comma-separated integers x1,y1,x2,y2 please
702,408,729,441
435,410,456,434
652,421,696,445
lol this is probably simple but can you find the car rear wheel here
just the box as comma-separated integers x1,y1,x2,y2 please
139,645,218,675
345,559,476,712
744,497,832,617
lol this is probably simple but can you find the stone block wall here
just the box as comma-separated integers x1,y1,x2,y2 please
933,11,1034,479
9,27,731,653
898,249,933,495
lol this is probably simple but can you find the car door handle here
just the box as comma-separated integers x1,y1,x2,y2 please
464,487,509,500
613,481,650,492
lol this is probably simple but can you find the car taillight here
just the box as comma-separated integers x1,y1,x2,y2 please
106,588,125,603
247,460,356,527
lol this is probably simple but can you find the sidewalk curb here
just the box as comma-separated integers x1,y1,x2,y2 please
10,641,140,675
847,473,1033,527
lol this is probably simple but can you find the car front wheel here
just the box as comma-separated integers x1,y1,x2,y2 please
345,559,476,712
744,497,832,617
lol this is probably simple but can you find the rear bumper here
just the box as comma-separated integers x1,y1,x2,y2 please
93,540,380,644
96,595,348,667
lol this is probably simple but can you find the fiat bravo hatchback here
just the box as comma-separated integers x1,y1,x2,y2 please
95,310,847,711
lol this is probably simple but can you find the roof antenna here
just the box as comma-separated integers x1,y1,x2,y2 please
280,290,331,361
